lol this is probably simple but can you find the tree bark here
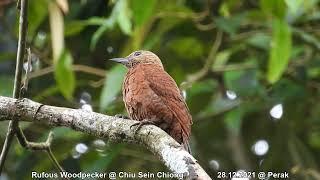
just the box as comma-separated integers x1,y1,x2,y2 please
0,96,211,180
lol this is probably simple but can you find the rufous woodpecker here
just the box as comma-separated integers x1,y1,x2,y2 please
109,50,192,153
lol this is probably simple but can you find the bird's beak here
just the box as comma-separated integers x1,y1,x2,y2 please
109,57,129,64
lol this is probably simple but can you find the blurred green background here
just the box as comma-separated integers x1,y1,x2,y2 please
0,0,320,179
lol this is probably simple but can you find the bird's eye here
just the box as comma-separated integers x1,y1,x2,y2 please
134,51,141,56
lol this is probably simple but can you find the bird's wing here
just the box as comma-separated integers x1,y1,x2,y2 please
143,64,192,139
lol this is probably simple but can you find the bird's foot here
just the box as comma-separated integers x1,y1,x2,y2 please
130,119,155,135
115,114,129,119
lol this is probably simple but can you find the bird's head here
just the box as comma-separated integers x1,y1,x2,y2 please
109,50,163,69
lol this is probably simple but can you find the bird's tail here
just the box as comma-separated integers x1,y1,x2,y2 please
183,141,192,154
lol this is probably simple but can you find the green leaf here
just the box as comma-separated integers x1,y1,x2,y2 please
168,37,204,60
215,13,246,35
28,0,48,38
260,0,286,18
267,19,292,83
100,65,127,112
131,0,156,26
90,0,132,50
54,50,76,100
64,21,88,36
285,0,305,22
66,18,109,38
246,33,271,50
117,0,132,35
90,19,114,50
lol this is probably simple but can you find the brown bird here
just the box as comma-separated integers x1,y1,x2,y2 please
110,50,193,153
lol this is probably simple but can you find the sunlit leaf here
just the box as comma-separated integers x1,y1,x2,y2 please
54,50,75,100
267,19,292,83
100,65,126,112
285,0,303,15
286,0,305,22
117,0,132,35
131,0,156,26
49,1,65,63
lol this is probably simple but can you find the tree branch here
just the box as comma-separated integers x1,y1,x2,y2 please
0,0,28,172
0,96,211,180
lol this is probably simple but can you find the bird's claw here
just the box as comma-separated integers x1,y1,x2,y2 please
115,114,129,119
130,120,154,135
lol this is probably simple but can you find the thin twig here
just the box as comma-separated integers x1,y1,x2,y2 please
184,30,223,86
28,64,106,80
15,130,68,178
0,0,28,173
212,63,256,72
47,147,65,173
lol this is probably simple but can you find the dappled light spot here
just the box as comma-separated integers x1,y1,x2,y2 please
72,143,88,159
107,46,114,54
80,92,93,112
93,139,106,152
37,31,47,41
252,140,269,156
71,150,81,159
75,143,88,154
93,139,108,157
269,104,283,119
209,159,219,170
181,90,187,100
226,90,237,100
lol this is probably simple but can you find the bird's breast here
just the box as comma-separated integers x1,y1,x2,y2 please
122,68,151,119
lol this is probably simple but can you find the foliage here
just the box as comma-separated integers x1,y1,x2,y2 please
0,0,320,179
